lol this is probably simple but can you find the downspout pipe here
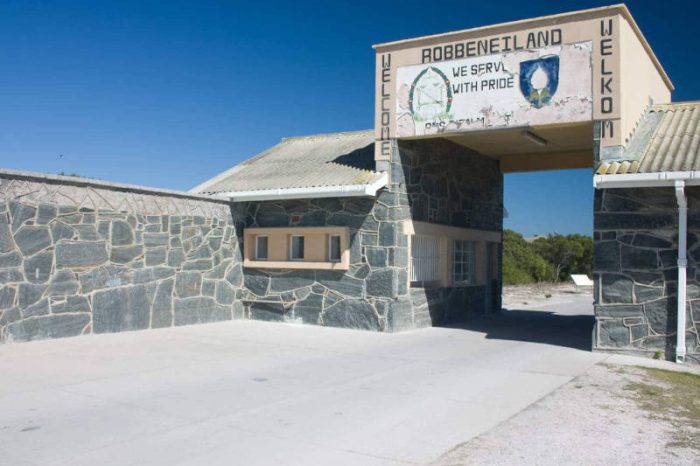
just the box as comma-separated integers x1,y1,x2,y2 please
675,180,687,363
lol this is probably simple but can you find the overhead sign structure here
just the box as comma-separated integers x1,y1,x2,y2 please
395,42,593,137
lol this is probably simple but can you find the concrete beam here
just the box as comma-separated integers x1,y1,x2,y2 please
499,150,593,173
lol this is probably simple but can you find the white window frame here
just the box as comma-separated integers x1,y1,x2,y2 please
289,235,305,261
328,234,341,262
255,235,268,260
410,235,441,287
453,239,475,285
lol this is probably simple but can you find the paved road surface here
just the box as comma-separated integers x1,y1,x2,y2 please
1,295,602,465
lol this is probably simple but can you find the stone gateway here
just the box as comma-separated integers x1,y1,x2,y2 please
1,6,698,364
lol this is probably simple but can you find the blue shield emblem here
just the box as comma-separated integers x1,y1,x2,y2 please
519,55,559,109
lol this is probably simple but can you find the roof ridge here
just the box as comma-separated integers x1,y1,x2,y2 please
652,101,700,111
279,129,373,143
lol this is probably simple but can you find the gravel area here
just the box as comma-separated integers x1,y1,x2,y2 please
432,362,700,466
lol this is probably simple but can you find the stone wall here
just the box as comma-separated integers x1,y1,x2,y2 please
594,186,700,362
237,138,503,332
398,138,503,231
237,193,406,331
0,172,244,342
393,138,504,327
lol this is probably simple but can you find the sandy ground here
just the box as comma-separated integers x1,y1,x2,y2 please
436,285,699,465
502,283,592,309
433,361,700,466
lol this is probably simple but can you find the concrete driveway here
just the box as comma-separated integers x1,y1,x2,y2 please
1,295,602,465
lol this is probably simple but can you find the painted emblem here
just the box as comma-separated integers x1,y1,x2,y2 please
409,67,453,121
519,55,559,108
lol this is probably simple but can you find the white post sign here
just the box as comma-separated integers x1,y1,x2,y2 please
395,42,593,137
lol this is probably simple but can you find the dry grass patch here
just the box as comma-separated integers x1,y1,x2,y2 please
624,367,700,451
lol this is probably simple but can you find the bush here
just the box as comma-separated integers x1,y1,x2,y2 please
502,230,592,285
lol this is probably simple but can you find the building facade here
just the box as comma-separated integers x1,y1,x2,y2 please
1,5,698,363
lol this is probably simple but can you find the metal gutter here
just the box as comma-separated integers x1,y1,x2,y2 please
595,171,692,363
219,172,389,202
593,171,700,189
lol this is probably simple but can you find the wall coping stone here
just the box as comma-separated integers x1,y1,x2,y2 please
0,168,229,204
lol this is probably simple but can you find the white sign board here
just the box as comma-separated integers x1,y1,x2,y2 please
395,42,593,137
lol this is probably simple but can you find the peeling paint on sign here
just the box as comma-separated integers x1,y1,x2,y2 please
395,42,593,137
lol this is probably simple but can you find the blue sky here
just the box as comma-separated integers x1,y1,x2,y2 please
1,0,697,236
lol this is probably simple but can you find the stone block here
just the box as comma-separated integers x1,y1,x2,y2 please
595,212,674,230
23,298,49,318
56,241,108,268
316,271,363,297
187,244,212,260
215,281,235,305
387,297,414,331
629,324,649,342
80,265,132,292
644,298,676,334
366,269,394,298
75,225,98,241
204,260,230,280
111,220,134,246
50,222,74,243
269,270,315,292
594,241,620,272
598,319,630,347
248,301,286,321
23,251,53,284
322,299,380,331
151,278,174,329
6,313,90,341
0,268,24,283
389,247,409,268
0,251,22,268
143,233,169,247
255,205,288,227
14,226,51,256
378,222,396,246
634,284,664,303
632,234,673,249
175,271,202,298
145,247,167,266
244,270,270,296
0,286,16,309
292,292,323,324
110,245,144,264
36,204,56,225
93,285,152,333
620,245,659,270
132,266,173,284
17,283,46,308
167,248,186,268
365,247,387,268
51,295,90,314
0,220,14,253
595,304,644,319
601,273,633,304
225,263,244,287
182,259,213,270
10,203,36,231
0,307,20,326
202,279,216,297
173,297,231,326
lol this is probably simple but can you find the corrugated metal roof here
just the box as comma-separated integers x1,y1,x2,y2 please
191,130,384,194
597,101,700,175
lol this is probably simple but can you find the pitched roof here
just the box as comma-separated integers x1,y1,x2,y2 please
597,102,700,175
191,130,386,196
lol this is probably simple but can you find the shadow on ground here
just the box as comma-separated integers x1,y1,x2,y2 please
444,306,595,351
